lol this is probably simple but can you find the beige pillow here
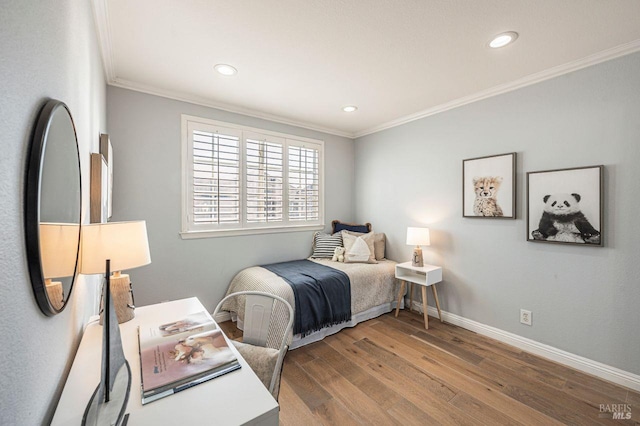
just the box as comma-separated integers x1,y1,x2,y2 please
342,230,386,260
342,231,377,264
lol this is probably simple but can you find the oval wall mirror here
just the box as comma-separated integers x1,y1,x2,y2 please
25,99,82,316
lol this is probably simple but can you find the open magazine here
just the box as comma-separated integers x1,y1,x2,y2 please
138,312,241,404
157,311,216,337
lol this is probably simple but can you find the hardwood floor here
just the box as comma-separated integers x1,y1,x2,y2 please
222,311,639,425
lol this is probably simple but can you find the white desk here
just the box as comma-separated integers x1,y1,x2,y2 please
395,262,443,329
52,297,279,425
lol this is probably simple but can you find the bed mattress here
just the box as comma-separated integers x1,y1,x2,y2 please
221,258,400,349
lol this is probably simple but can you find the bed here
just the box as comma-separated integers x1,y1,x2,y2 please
221,257,401,349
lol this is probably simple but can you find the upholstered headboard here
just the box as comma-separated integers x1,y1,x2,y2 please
331,220,372,234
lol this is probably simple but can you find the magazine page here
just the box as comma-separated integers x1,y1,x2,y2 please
139,328,238,395
138,311,217,347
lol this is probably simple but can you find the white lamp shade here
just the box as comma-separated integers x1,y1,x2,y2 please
406,227,431,246
79,221,151,275
40,223,80,279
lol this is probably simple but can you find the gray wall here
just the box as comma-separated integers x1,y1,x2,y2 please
0,1,106,424
354,52,640,375
107,87,355,311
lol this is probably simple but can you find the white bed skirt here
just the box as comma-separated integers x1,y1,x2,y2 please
225,259,400,349
237,299,403,350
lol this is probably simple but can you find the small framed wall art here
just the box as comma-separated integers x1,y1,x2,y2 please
90,134,114,223
100,133,113,219
463,152,516,218
90,153,108,223
527,165,603,246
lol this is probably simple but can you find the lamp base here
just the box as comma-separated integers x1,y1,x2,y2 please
100,274,135,324
82,361,131,426
45,280,64,310
411,246,424,267
84,262,131,426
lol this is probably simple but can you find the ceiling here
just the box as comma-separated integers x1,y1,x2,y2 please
93,0,640,138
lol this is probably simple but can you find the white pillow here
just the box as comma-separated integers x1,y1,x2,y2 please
342,230,386,260
342,231,377,264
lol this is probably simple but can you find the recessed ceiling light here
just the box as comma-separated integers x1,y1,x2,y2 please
342,105,358,113
214,63,238,76
489,31,518,49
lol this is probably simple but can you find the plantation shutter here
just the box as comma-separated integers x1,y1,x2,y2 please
190,125,241,226
183,116,323,236
288,142,320,222
245,133,284,224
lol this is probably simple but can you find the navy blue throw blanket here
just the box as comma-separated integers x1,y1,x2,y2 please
261,260,351,337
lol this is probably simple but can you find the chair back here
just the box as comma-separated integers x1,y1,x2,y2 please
213,291,293,399
243,293,274,346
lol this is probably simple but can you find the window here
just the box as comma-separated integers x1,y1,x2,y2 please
182,115,324,238
245,134,284,224
288,144,320,222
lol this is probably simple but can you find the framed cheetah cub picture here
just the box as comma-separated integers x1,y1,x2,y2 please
463,152,516,219
527,165,603,246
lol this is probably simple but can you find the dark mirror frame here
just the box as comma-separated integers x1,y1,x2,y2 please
25,99,82,316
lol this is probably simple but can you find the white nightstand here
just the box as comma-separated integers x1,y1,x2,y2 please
395,261,443,329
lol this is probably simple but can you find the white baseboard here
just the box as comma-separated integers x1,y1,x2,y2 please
214,312,232,323
406,301,640,392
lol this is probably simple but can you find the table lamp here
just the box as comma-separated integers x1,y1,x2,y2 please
40,223,80,310
79,220,151,426
406,227,430,267
80,221,151,323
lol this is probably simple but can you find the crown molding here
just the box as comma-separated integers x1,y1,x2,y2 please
109,78,354,138
353,38,640,138
92,0,640,142
91,0,116,82
91,0,352,138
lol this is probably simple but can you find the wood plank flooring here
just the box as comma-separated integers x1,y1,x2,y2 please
221,311,639,425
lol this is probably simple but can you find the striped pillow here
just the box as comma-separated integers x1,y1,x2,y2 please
311,232,343,258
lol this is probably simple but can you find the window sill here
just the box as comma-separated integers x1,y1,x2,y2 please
180,224,324,239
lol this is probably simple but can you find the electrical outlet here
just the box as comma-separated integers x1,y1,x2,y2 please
520,309,532,326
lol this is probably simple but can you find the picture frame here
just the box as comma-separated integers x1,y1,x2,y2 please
100,133,113,220
527,165,603,246
90,153,108,223
463,152,516,218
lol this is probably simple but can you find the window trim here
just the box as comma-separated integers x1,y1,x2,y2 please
181,115,325,239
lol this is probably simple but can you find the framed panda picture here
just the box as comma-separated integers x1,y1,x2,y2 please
527,165,603,246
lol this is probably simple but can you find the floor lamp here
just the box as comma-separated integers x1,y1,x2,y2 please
79,221,151,426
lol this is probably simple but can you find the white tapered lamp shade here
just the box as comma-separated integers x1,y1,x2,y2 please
80,221,151,324
40,223,80,310
40,222,80,278
80,221,151,274
406,227,430,267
